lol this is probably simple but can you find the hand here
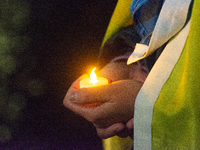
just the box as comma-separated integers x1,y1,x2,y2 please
63,76,142,138
63,62,147,139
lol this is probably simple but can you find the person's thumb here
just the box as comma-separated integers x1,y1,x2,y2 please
67,83,113,104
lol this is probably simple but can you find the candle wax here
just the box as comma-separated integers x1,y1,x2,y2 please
80,77,108,88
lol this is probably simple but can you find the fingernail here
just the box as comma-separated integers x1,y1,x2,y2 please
68,92,77,102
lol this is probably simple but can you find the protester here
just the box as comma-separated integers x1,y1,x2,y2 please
64,0,200,149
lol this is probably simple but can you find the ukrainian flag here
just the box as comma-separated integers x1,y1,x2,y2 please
102,0,200,149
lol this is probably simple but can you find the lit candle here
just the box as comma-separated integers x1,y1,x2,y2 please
80,68,108,88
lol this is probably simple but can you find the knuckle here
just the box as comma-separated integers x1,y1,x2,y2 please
96,129,109,139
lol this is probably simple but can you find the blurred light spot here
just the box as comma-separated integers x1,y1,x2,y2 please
2,93,26,123
0,1,30,31
0,125,12,143
0,55,16,75
0,35,11,54
8,93,26,112
0,87,8,115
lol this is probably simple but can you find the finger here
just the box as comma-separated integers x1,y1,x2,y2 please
67,82,115,104
65,74,89,103
117,128,131,138
96,123,126,139
64,80,140,128
68,74,89,92
126,118,134,139
69,80,142,105
68,79,134,104
63,93,114,127
113,118,134,138
126,118,134,130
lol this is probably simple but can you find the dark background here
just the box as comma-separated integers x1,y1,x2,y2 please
0,0,117,149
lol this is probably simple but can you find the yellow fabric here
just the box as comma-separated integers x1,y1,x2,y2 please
101,0,133,150
101,0,133,47
152,0,200,149
103,136,133,150
101,0,200,149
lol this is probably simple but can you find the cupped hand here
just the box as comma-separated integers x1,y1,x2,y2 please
63,61,147,139
63,76,143,138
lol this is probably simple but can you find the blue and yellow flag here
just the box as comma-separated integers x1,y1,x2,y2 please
151,0,200,149
102,0,200,149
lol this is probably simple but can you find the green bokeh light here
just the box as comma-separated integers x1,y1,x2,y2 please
0,0,30,144
0,55,17,75
0,125,12,143
0,1,30,32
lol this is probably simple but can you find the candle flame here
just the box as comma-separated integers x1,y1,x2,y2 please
90,68,98,84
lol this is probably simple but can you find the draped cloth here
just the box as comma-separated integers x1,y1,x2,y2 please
151,0,200,149
102,0,200,149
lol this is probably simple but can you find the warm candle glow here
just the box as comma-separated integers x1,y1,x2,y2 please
79,68,108,107
80,68,108,88
90,68,98,84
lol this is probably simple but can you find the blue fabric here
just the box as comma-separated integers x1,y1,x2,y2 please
130,0,165,45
